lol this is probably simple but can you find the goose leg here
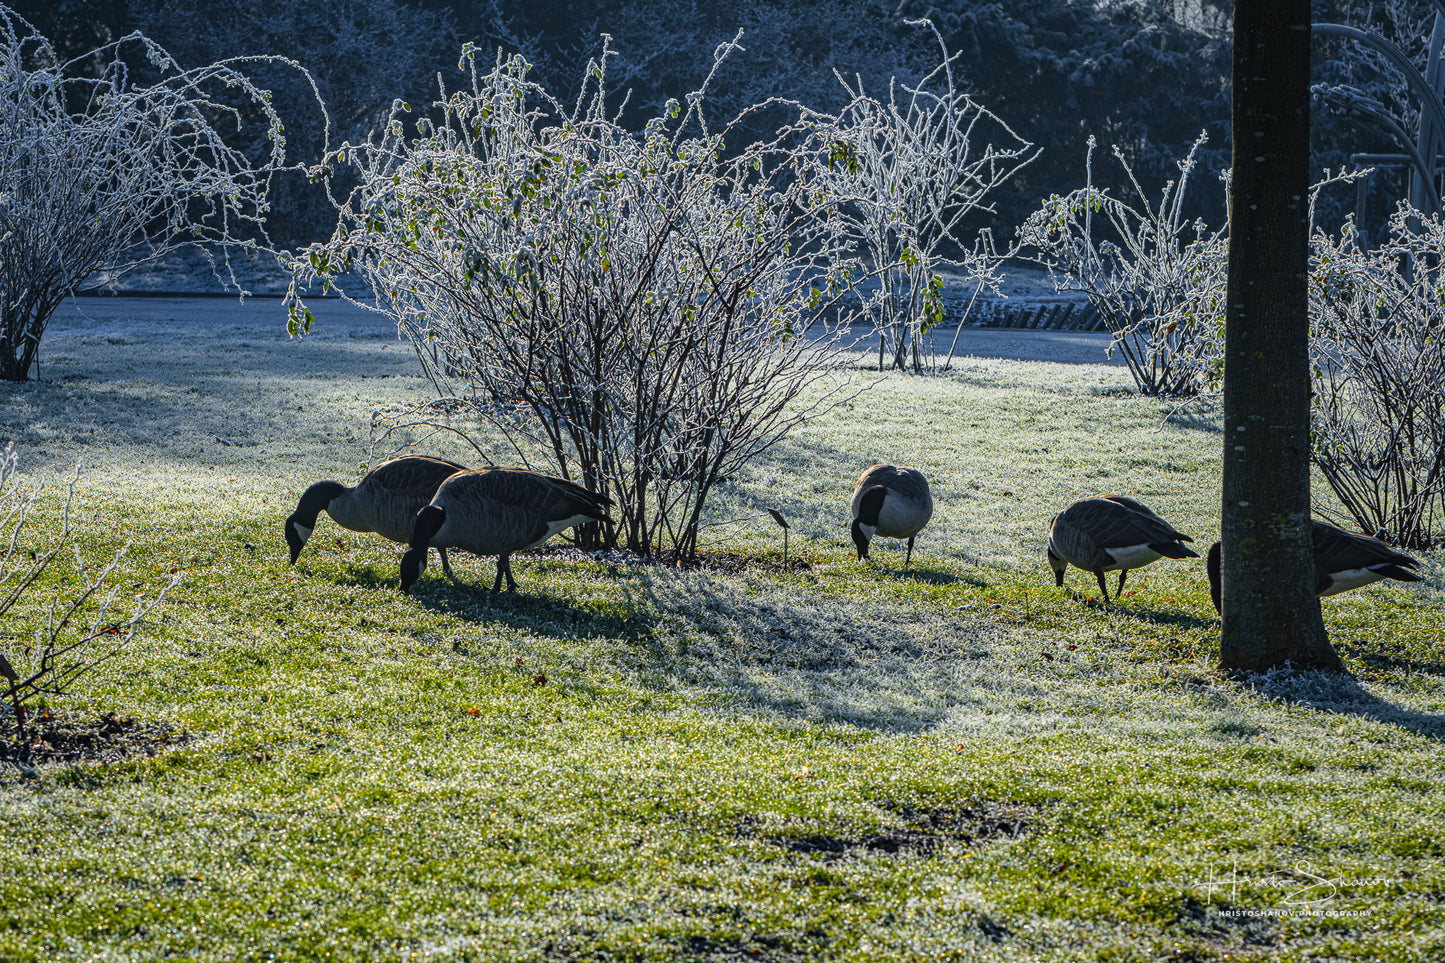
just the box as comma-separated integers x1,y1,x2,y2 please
905,535,916,568
1116,569,1127,597
500,555,518,593
1094,570,1110,602
439,547,456,580
491,557,506,594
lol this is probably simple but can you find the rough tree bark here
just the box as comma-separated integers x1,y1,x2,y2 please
1219,0,1341,671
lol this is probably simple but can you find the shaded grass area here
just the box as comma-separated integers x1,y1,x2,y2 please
2,322,1444,961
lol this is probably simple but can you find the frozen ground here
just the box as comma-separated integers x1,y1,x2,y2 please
3,294,1122,516
84,245,1075,303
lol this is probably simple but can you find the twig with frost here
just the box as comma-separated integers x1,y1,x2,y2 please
0,445,180,769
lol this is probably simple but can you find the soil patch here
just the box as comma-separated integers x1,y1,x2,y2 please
742,800,1034,861
3,711,187,770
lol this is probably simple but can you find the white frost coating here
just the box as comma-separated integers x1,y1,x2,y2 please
0,8,327,380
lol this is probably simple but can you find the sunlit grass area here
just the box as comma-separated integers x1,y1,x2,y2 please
1,303,1442,962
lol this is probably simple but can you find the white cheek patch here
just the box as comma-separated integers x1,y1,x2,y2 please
858,522,877,539
292,523,313,542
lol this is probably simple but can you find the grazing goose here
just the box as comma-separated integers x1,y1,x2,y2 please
1047,496,1199,601
286,456,467,575
1206,520,1423,612
850,464,933,566
400,468,612,594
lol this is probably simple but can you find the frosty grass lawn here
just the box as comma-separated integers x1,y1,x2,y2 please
1,297,1442,962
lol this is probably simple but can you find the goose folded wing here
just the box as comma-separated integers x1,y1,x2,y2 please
370,456,467,496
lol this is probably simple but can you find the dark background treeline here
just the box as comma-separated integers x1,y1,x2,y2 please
5,0,1429,247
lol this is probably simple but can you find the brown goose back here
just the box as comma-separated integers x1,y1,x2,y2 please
1049,497,1196,572
426,468,611,557
850,464,933,538
326,456,468,544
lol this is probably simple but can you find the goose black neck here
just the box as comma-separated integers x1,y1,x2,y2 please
296,480,346,525
857,486,887,526
411,505,446,549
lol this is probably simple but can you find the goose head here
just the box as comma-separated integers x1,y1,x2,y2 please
399,546,428,593
400,504,447,593
1046,544,1067,586
284,515,311,565
851,518,875,560
851,486,887,561
285,480,345,564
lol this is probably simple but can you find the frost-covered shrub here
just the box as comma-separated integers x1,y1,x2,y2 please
288,43,862,561
1309,208,1445,548
0,446,179,769
0,5,315,381
1020,134,1226,396
816,20,1035,373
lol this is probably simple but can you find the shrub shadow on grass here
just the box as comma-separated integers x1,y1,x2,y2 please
2,712,188,778
1173,894,1281,953
614,569,991,732
1,376,281,458
1241,668,1445,742
401,574,655,644
364,543,995,733
1164,396,1224,434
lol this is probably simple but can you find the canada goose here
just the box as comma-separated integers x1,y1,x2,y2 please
400,467,612,594
850,464,933,566
1047,496,1199,601
1206,520,1423,612
285,456,466,576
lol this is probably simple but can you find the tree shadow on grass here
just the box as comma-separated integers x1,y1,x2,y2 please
1122,602,1218,632
1239,668,1445,742
902,567,985,587
1346,650,1445,679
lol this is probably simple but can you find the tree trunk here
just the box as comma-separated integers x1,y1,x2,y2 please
1219,0,1341,671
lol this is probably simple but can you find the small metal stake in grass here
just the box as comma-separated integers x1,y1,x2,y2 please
767,508,790,568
